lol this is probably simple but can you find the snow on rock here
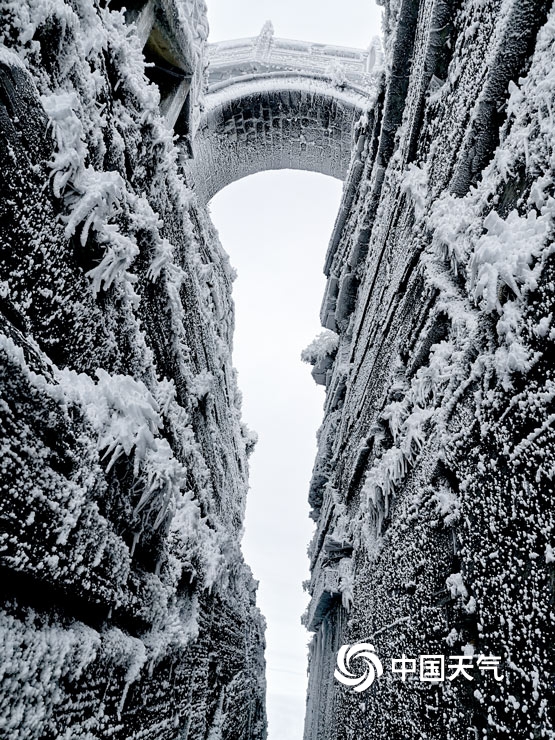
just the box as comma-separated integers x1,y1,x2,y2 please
0,0,266,738
302,329,340,365
302,329,339,387
304,1,555,738
2,0,554,737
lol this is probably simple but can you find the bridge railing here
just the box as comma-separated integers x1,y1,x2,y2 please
207,26,382,95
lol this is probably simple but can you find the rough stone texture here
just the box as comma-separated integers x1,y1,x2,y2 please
1,0,555,738
0,2,265,738
189,81,367,205
303,1,555,738
0,1,378,736
186,28,382,204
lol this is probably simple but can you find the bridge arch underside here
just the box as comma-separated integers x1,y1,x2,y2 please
189,79,367,203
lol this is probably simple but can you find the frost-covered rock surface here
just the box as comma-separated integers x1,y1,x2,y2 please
304,1,555,738
0,1,265,738
2,0,555,738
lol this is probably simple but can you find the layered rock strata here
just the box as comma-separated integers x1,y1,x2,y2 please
0,2,265,738
303,1,555,738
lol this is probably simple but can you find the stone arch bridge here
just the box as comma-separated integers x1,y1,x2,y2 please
0,1,554,740
188,24,382,202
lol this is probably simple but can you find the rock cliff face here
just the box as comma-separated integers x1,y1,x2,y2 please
1,0,555,739
303,1,555,738
0,1,265,738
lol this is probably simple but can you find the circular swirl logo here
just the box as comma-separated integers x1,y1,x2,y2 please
334,643,384,692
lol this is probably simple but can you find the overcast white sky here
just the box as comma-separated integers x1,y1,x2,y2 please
206,2,383,739
210,172,337,740
207,0,382,48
